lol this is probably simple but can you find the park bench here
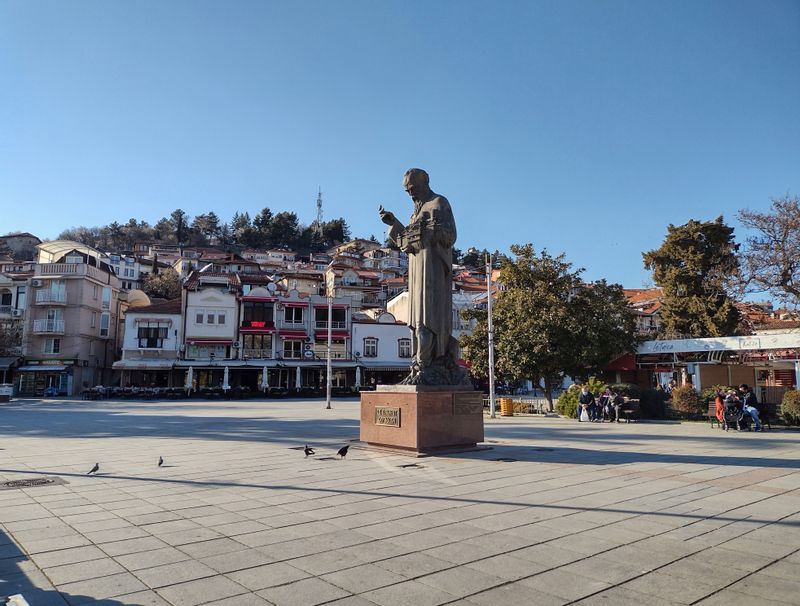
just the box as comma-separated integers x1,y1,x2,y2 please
707,401,721,428
758,402,778,430
619,399,640,423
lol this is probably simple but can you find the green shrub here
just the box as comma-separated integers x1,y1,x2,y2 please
640,388,669,419
555,388,579,418
671,385,702,417
781,390,800,426
609,383,641,399
555,377,608,418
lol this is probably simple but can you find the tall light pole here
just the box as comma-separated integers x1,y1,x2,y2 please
325,264,333,410
486,254,497,419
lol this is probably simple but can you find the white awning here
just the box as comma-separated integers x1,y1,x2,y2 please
18,365,67,372
112,360,175,370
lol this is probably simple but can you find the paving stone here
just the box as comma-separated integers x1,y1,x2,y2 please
44,557,126,585
133,559,218,589
467,582,567,606
114,546,192,571
30,545,107,569
257,577,351,606
321,563,407,593
226,561,310,591
201,548,274,573
58,572,148,604
155,575,248,606
361,579,457,606
518,568,613,601
101,536,169,557
373,552,454,578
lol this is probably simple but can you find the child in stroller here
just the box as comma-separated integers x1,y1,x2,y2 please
723,389,749,431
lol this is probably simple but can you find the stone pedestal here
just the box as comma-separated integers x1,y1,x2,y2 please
360,385,484,455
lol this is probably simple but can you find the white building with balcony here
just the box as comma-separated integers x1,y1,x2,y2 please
113,298,182,387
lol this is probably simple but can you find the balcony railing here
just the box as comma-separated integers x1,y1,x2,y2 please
315,321,347,330
33,319,65,333
0,305,13,315
243,348,273,359
36,291,67,304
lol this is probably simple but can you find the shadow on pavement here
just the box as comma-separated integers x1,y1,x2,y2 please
0,400,358,445
0,527,133,605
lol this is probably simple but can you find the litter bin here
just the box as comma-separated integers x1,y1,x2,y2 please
0,384,13,403
500,397,514,417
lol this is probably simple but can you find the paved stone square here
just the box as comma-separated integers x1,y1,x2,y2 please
0,397,799,605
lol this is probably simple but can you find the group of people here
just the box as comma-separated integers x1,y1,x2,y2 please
714,383,762,431
577,387,626,422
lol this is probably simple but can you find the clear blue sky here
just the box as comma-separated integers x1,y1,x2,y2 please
1,1,798,287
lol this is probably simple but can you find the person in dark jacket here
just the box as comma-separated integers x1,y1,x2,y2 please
577,386,596,421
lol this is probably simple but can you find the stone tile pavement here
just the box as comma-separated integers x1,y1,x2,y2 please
0,397,799,605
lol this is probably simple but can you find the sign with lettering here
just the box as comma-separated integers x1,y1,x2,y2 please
453,393,483,415
375,406,400,427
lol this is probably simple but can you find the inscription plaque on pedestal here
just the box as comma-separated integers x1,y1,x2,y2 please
375,407,400,427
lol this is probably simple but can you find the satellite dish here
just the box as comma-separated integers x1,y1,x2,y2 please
267,282,277,292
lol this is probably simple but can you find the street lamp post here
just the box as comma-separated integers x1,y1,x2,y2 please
486,254,497,419
326,268,333,410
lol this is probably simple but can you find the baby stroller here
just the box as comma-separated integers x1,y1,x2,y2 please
723,401,747,431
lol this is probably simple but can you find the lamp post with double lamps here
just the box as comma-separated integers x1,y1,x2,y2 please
325,264,334,410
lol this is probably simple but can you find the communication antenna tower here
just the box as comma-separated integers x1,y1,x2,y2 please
315,188,323,237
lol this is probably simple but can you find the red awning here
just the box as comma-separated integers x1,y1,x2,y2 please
313,304,349,309
315,331,349,340
279,330,308,339
603,353,636,371
283,301,308,307
239,327,276,334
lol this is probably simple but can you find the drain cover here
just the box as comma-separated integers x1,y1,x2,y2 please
491,458,517,463
1,477,67,490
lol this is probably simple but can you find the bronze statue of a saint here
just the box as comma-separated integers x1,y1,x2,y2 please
380,169,470,386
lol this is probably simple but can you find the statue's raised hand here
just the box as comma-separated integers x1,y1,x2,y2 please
379,205,398,226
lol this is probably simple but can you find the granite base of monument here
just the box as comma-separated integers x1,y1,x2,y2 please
360,385,485,456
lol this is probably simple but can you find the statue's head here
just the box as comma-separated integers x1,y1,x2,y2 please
403,168,430,202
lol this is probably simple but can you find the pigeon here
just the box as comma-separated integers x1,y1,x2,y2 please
304,445,315,457
87,463,99,475
158,456,164,467
337,445,350,459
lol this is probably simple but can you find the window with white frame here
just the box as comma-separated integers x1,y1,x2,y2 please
284,306,303,324
363,337,378,358
43,338,60,354
283,340,303,359
101,287,111,310
99,312,110,337
217,312,226,325
90,312,96,328
137,324,168,348
398,338,411,358
195,311,204,324
206,312,215,324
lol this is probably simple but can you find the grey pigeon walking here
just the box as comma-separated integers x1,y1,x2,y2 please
87,463,99,475
304,445,314,457
337,445,349,459
158,456,164,467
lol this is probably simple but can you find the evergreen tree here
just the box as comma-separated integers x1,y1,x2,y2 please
643,217,740,338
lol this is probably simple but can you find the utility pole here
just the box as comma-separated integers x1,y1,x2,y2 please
486,253,496,419
325,262,333,410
